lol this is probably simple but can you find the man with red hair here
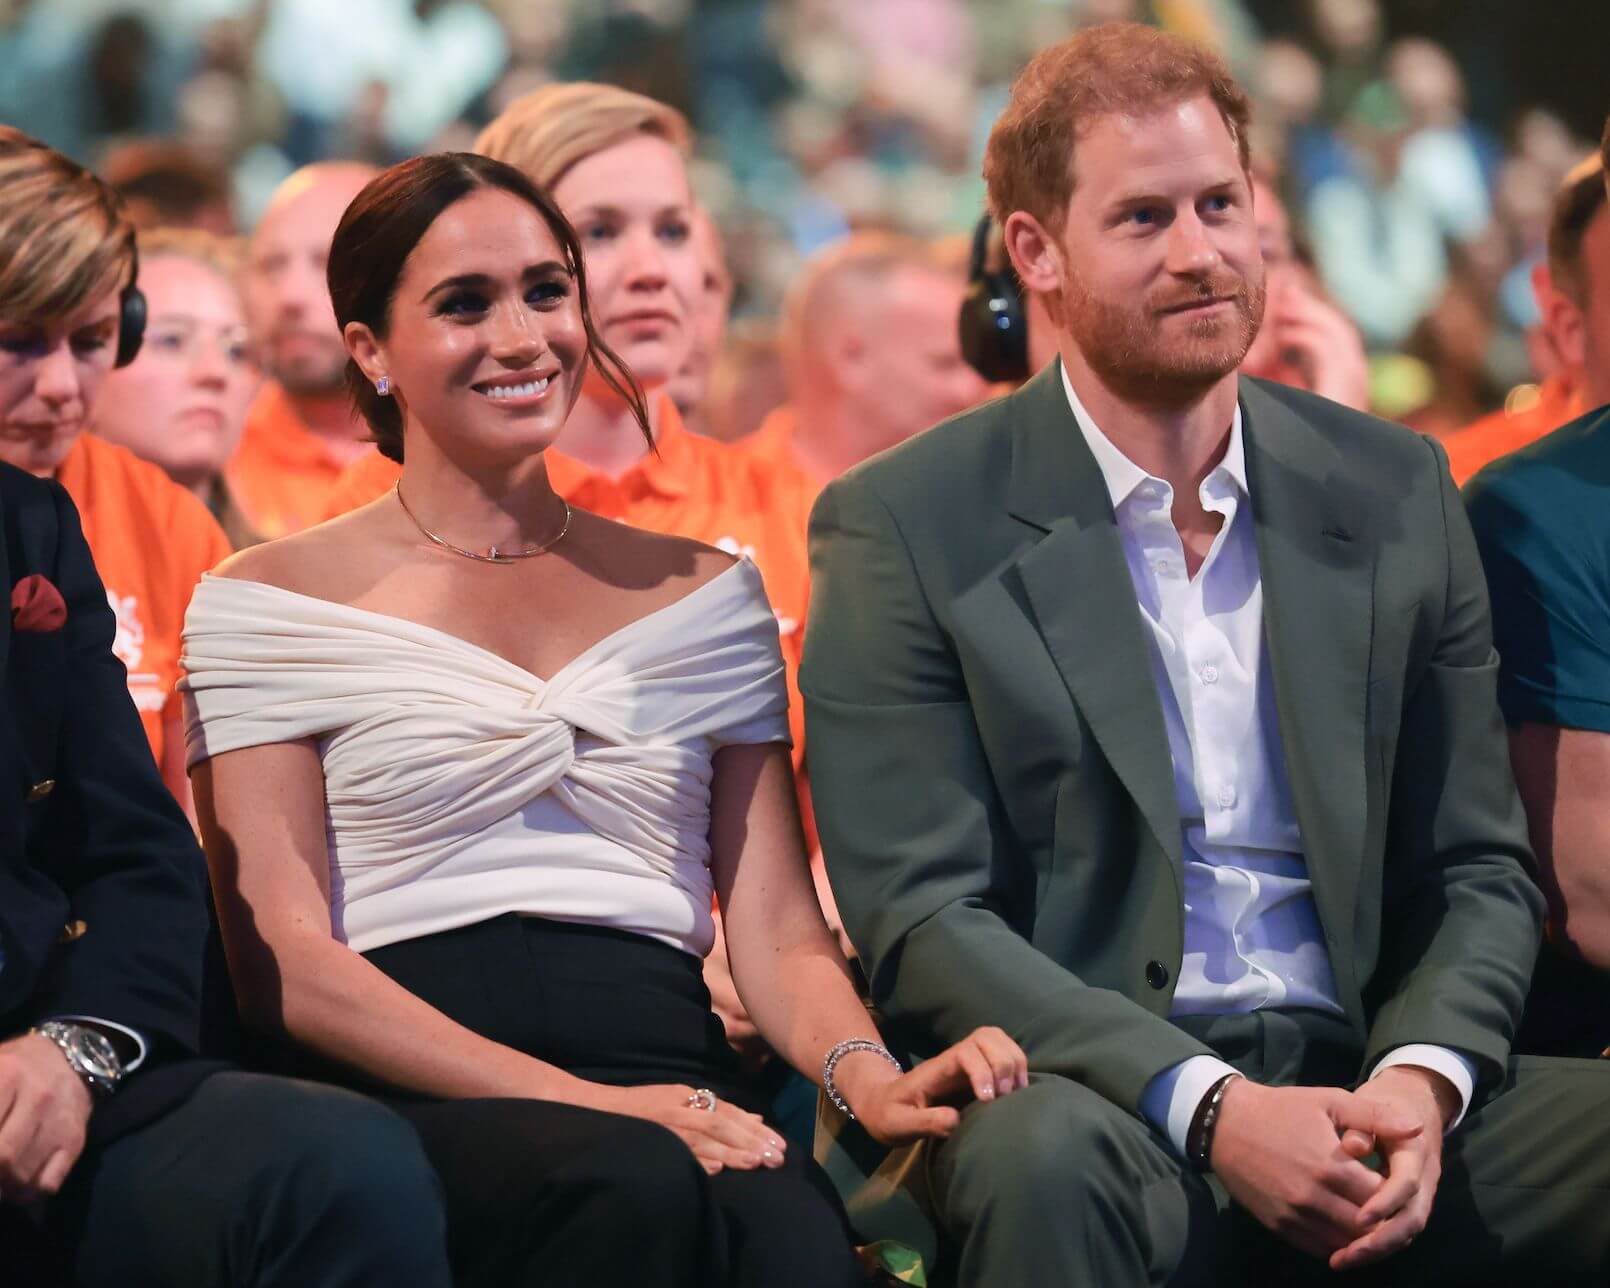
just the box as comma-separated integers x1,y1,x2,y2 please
805,22,1609,1285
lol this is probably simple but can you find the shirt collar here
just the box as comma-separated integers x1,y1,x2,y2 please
546,391,693,500
1058,360,1247,509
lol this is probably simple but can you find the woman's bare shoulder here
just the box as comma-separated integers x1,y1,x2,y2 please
570,510,740,594
211,504,392,599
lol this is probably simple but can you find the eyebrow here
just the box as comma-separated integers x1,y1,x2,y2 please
420,261,570,302
149,312,250,331
1107,176,1242,206
569,202,689,221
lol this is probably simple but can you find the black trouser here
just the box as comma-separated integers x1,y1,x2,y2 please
362,914,862,1288
12,1072,452,1288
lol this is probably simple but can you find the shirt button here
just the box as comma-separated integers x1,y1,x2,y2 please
1145,960,1170,990
1200,665,1219,684
1217,785,1237,808
1152,560,1171,576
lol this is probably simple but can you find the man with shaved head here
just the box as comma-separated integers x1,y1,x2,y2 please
229,162,377,537
743,232,989,495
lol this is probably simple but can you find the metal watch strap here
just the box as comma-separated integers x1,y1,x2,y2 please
32,1021,121,1097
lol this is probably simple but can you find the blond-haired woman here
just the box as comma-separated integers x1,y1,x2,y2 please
0,130,234,817
92,227,261,548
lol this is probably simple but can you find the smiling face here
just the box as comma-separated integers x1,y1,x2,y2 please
551,133,701,390
93,255,258,488
1034,95,1264,406
345,186,589,468
0,287,122,476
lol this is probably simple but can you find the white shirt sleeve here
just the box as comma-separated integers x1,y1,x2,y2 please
1139,1053,1241,1157
1141,1042,1478,1159
1368,1044,1477,1130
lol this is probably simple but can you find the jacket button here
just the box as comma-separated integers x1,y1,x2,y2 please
1145,960,1169,990
27,779,55,803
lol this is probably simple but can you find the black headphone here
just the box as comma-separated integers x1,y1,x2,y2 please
115,237,147,368
957,213,1028,384
0,130,146,367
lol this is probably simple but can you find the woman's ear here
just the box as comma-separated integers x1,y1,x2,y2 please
344,321,387,387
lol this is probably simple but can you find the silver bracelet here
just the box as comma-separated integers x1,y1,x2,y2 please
823,1038,903,1120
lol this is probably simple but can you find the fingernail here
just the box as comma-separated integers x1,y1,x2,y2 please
978,1083,994,1100
998,1077,1012,1097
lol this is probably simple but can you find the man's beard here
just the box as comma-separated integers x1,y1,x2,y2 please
263,330,350,397
1061,262,1266,408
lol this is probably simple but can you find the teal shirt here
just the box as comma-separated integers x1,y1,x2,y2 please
1465,404,1610,733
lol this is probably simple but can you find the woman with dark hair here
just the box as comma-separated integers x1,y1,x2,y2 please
181,152,1027,1288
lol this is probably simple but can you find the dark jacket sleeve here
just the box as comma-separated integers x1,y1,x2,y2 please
23,481,209,1060
1363,436,1543,1092
802,472,1210,1115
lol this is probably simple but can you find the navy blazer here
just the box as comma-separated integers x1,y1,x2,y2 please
0,463,218,1143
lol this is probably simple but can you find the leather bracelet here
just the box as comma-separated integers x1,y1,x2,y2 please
1187,1072,1241,1172
823,1038,902,1120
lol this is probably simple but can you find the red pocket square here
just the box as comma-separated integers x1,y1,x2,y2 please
11,574,67,633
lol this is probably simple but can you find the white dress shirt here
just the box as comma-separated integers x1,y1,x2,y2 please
1058,367,1474,1154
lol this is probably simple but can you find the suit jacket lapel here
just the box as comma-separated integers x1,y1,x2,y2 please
0,477,10,683
1241,380,1374,1016
1006,365,1183,877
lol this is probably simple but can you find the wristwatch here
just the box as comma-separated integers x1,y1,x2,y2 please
31,1021,126,1097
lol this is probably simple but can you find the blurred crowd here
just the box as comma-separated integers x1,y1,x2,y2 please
1,0,1603,435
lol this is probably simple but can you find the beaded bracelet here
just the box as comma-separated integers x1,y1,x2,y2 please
823,1038,903,1120
1188,1072,1242,1172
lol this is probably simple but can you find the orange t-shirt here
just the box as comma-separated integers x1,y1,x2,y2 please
322,397,817,770
226,382,363,539
57,435,233,768
735,404,824,507
1441,374,1587,486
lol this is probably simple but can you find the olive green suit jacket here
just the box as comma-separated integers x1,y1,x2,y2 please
801,364,1543,1255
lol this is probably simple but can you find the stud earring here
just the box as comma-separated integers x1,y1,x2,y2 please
376,376,391,396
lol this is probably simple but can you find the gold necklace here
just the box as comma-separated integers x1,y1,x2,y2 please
394,484,571,565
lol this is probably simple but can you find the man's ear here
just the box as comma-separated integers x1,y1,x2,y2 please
344,321,387,387
1535,265,1588,371
1002,211,1063,296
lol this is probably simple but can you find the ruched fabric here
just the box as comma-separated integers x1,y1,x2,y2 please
179,560,789,956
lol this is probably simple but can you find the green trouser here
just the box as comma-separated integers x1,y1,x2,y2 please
927,1011,1610,1286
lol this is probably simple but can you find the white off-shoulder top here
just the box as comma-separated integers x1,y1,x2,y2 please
179,559,789,958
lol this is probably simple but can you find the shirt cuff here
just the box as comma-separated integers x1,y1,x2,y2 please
1368,1044,1476,1130
47,1016,149,1072
1139,1053,1241,1157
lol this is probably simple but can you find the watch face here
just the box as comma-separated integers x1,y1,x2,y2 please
68,1028,122,1079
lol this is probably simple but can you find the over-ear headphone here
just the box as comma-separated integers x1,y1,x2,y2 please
958,213,1028,384
115,237,147,368
0,127,147,366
